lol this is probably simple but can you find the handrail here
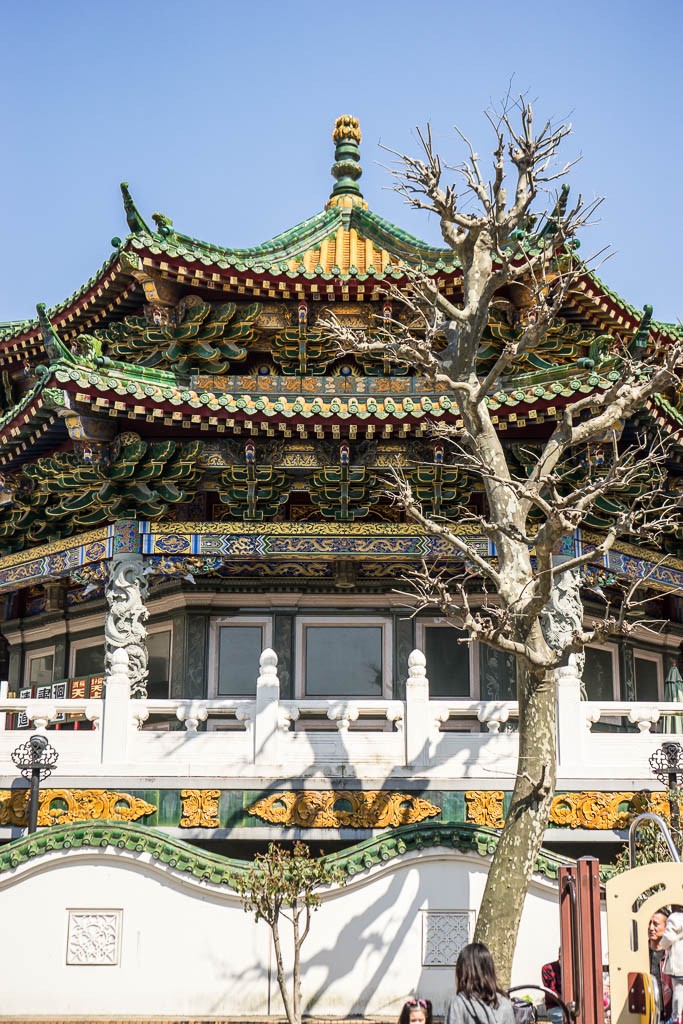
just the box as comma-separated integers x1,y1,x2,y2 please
628,812,680,867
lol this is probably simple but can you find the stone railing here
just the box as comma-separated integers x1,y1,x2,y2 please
0,650,681,786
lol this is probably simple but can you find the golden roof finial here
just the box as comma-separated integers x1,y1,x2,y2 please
332,115,361,145
328,115,365,209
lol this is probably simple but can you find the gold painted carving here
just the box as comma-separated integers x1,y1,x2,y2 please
464,789,677,830
0,789,156,827
247,790,441,828
180,789,220,828
465,791,505,828
550,792,634,829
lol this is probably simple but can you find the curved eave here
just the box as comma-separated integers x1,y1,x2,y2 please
44,362,627,430
0,246,143,362
0,378,65,468
573,267,683,345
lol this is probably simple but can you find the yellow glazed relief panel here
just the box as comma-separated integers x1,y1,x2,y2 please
465,790,674,830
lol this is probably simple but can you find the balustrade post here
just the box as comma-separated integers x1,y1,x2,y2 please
404,649,432,768
556,663,585,775
254,649,281,766
101,647,132,764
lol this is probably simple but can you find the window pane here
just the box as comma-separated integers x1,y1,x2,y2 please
584,648,614,701
74,645,104,678
148,631,171,700
29,654,54,687
480,644,516,701
635,657,659,702
424,627,470,697
305,626,383,696
218,626,262,695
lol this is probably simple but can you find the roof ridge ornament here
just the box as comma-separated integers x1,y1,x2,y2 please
36,303,77,367
327,115,367,211
120,182,151,235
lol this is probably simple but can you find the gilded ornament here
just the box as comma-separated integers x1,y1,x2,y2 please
0,789,156,827
332,115,361,144
246,790,441,828
180,789,221,828
465,791,505,828
549,792,633,829
463,789,678,831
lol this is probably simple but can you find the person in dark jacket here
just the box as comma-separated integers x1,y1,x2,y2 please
445,943,515,1024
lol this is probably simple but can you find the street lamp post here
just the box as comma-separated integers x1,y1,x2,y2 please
649,741,683,834
11,734,59,833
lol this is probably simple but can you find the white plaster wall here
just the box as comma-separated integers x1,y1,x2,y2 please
0,847,561,1020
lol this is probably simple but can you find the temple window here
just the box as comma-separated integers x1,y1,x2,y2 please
416,621,472,697
633,649,663,702
209,617,272,696
147,628,172,700
583,644,619,701
295,616,391,697
24,647,55,689
71,640,105,678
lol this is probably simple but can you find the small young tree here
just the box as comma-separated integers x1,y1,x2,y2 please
233,841,345,1024
325,96,683,982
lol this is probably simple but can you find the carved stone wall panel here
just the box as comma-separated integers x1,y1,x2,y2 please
247,790,441,829
185,615,208,700
273,613,294,700
422,911,473,966
66,910,122,966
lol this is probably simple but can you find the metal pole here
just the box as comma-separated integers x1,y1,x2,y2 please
28,765,41,834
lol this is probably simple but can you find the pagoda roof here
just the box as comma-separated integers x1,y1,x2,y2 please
1,115,681,364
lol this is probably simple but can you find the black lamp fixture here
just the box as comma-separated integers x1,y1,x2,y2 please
11,734,59,833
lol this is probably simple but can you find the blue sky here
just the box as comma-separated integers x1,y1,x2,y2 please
2,0,681,323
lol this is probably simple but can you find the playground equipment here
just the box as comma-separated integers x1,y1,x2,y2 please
522,814,680,1024
606,813,682,1024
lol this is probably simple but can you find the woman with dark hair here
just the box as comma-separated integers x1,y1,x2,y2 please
445,943,515,1024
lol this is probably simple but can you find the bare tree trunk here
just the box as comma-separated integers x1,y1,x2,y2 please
292,908,302,1024
272,919,295,1024
474,633,557,985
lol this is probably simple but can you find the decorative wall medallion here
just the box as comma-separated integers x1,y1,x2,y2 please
66,910,122,966
422,911,473,967
247,790,441,828
179,789,221,828
464,791,505,828
0,789,156,828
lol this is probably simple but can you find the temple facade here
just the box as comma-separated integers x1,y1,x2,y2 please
0,119,681,1016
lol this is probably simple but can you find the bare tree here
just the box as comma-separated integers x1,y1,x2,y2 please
233,841,345,1024
324,97,683,982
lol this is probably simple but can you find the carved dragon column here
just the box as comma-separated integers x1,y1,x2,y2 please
105,553,149,698
541,567,586,694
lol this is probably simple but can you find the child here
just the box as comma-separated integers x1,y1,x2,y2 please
399,998,433,1024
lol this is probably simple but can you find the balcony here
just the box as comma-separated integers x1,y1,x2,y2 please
0,648,681,790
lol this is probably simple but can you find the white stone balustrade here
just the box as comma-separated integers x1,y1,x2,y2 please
0,649,682,788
